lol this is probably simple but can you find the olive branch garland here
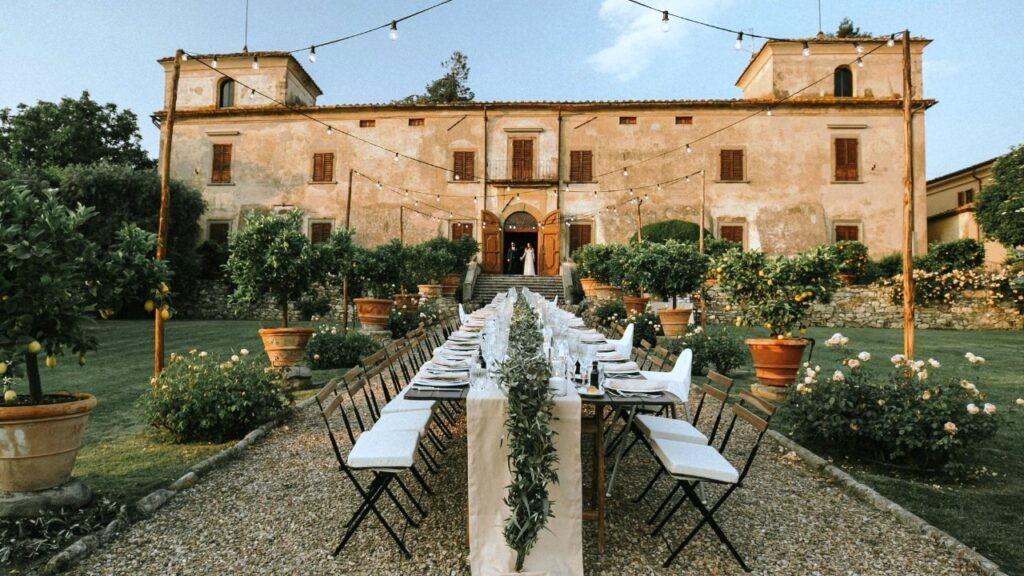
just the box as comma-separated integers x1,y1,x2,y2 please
497,289,559,571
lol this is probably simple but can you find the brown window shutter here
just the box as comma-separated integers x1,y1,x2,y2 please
408,118,425,126
570,151,582,182
512,140,533,180
570,150,592,182
310,222,333,244
720,150,743,181
720,225,744,244
835,139,858,181
312,153,324,182
569,223,592,255
453,151,474,181
212,144,232,183
835,225,859,241
323,153,334,182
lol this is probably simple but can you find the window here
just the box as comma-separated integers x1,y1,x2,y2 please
834,66,853,97
311,152,335,183
834,138,859,181
569,150,593,182
835,224,860,242
207,222,230,244
310,222,333,244
720,149,745,181
569,223,592,256
619,116,637,125
719,224,744,245
511,139,533,180
957,189,975,207
359,119,375,128
451,222,473,241
408,118,425,126
217,79,234,109
452,151,475,181
675,116,693,125
211,144,232,183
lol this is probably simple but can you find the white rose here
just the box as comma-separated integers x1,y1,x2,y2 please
891,354,905,365
198,351,208,358
832,370,845,382
840,336,849,346
965,352,976,361
944,421,957,434
804,376,814,384
240,349,249,356
917,369,928,380
921,390,932,401
970,355,986,365
983,403,996,415
847,358,860,369
966,403,980,415
231,355,240,363
1016,398,1024,407
928,358,941,368
858,351,871,362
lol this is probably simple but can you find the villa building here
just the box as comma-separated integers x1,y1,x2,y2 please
157,37,932,276
926,155,1008,268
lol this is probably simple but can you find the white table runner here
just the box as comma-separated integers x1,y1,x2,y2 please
467,384,582,576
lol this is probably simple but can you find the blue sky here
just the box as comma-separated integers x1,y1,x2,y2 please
1,0,1021,179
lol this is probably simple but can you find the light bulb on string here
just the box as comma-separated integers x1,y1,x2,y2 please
505,185,511,194
629,188,634,196
644,192,649,201
181,53,188,61
854,42,863,54
414,199,419,207
309,46,316,63
685,175,690,182
802,41,811,57
436,194,441,203
593,190,598,198
622,167,629,177
327,125,333,135
735,32,743,51
394,152,400,162
252,55,260,69
389,21,398,41
887,34,895,47
248,88,255,100
515,191,521,202
766,107,773,117
212,56,218,68
661,10,670,32
686,144,692,154
657,184,662,192
473,196,478,204
376,181,383,190
856,57,864,68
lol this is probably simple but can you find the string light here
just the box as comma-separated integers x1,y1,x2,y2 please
389,21,398,41
436,194,441,203
327,125,333,135
394,152,400,161
593,190,598,197
644,192,649,201
516,191,521,201
376,181,383,190
661,10,670,32
252,55,260,69
735,32,743,50
802,41,811,57
656,184,662,192
629,188,634,196
856,57,864,68
505,185,511,193
211,56,218,68
309,46,316,63
854,41,863,54
685,144,692,154
622,167,629,177
473,196,478,204
181,53,188,61
248,88,255,100
887,34,896,47
766,107,773,116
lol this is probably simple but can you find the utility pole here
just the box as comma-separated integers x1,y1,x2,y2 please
901,30,916,358
698,170,706,254
635,199,644,241
341,169,354,332
154,49,181,378
400,205,405,243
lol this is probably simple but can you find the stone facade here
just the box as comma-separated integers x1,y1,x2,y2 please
925,156,1009,268
703,284,1023,331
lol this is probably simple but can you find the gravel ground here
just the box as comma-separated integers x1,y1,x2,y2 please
71,393,985,576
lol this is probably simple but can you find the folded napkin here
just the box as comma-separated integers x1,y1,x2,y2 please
432,355,471,368
573,327,598,334
412,377,468,388
604,378,666,393
603,361,640,373
597,351,628,362
568,318,585,327
418,369,467,380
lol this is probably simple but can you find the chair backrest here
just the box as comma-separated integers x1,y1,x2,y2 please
716,391,776,485
663,348,693,400
458,303,468,324
360,348,387,371
691,370,734,445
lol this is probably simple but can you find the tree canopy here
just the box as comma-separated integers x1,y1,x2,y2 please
0,91,153,170
401,51,475,103
975,146,1024,249
832,18,871,38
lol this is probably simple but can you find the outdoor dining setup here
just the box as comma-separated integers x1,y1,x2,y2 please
314,288,776,575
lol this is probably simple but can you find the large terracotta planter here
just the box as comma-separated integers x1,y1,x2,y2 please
441,273,461,297
746,338,808,401
258,327,314,367
659,307,693,337
418,284,443,299
594,284,623,301
354,297,394,330
0,393,96,492
393,293,419,312
580,277,599,298
623,296,649,316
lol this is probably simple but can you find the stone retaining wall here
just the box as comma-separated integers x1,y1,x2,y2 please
703,284,1023,331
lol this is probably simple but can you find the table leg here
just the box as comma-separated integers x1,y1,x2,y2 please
605,406,636,497
596,406,605,554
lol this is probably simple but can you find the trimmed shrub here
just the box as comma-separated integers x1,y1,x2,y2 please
630,219,705,244
918,238,986,273
306,326,380,369
664,326,748,376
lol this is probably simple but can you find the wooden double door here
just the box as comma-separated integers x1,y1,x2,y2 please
481,210,559,276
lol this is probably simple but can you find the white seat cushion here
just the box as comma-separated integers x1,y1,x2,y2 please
380,389,436,414
651,437,739,484
636,414,707,444
348,430,419,469
372,410,433,434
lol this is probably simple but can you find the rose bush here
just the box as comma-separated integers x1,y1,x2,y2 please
306,326,380,369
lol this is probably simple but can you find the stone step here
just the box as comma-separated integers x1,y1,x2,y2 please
471,274,565,304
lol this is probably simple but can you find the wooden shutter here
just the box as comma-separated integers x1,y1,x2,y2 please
720,225,744,244
453,151,475,181
208,222,230,244
359,119,375,128
310,222,333,244
512,139,533,180
720,149,744,181
619,116,637,125
569,151,592,182
312,153,334,182
835,225,859,242
212,144,232,183
675,116,693,125
835,138,859,181
569,223,592,255
451,222,473,240
408,118,425,126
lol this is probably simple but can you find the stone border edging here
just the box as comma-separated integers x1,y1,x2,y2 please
767,430,1008,576
44,394,320,574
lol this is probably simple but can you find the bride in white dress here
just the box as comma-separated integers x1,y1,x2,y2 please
521,243,536,276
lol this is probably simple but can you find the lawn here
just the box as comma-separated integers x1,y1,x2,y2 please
726,326,1024,575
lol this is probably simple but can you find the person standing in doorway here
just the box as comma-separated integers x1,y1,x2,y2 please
522,243,536,276
506,242,520,274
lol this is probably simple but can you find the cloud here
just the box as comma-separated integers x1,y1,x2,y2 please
588,0,725,82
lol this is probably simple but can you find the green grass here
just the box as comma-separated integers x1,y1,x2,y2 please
724,327,1024,575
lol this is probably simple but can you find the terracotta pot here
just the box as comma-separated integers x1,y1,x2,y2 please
593,284,623,301
704,278,718,287
746,338,808,401
354,297,394,330
623,296,649,316
580,277,599,298
0,393,96,492
441,273,462,297
839,273,856,286
258,327,314,367
418,284,443,299
658,307,693,337
393,293,419,311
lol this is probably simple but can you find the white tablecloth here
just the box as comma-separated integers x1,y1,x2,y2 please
467,383,583,576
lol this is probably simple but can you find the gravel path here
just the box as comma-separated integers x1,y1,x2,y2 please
71,394,985,576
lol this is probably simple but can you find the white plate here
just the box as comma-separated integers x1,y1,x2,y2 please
576,386,605,398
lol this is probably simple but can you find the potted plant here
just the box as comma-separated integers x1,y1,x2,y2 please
444,235,479,298
1,185,170,493
590,244,626,301
411,240,455,299
634,240,709,336
319,226,356,317
226,210,323,367
716,245,839,401
702,237,742,285
352,240,405,329
828,240,868,285
573,243,600,298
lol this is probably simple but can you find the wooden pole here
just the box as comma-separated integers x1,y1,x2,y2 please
635,199,643,241
341,169,354,332
400,205,405,243
154,49,181,378
698,170,706,254
901,30,916,358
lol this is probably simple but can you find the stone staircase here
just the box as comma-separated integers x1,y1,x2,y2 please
470,274,564,305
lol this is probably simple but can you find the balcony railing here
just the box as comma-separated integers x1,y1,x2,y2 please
486,158,559,182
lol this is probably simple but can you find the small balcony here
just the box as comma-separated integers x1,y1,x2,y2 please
486,158,559,183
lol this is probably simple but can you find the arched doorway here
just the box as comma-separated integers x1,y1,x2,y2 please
503,211,538,274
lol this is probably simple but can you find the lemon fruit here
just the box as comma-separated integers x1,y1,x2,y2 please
0,362,6,375
160,282,170,295
144,300,155,313
160,307,171,321
45,355,57,369
27,341,42,354
4,390,16,403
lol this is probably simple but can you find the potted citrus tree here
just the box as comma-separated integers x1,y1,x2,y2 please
716,245,839,400
352,240,405,329
620,242,650,315
828,240,868,285
226,210,323,367
445,235,479,298
590,244,627,300
633,240,709,336
573,243,600,298
1,185,170,493
411,240,455,299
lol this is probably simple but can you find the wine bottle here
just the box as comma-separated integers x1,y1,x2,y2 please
590,360,600,389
